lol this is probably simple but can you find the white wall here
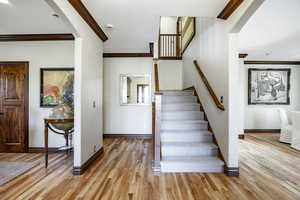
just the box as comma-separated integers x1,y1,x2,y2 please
182,17,232,166
182,0,256,168
158,60,183,90
239,0,300,60
103,58,153,135
243,64,300,129
160,17,178,34
0,41,74,148
48,0,104,167
103,58,183,135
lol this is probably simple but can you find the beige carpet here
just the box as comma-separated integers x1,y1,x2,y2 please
0,162,39,185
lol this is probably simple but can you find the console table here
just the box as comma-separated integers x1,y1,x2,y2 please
44,118,74,168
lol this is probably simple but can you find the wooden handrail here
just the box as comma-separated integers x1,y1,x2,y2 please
193,60,225,111
154,63,159,91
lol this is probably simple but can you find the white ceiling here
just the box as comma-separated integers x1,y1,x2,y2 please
0,0,71,34
239,0,300,60
0,0,229,53
81,0,229,53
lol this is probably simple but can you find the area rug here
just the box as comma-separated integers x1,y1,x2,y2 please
0,162,39,185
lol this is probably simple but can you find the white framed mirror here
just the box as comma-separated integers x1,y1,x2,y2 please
120,74,151,105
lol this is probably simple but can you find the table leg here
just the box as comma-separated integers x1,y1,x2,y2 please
65,132,69,155
44,123,48,168
70,133,73,154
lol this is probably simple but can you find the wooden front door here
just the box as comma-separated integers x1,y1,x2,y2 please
0,62,29,152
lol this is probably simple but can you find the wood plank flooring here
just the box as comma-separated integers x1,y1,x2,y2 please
0,135,300,200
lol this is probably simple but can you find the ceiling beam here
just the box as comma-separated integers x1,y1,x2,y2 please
217,0,245,20
68,0,108,42
103,43,154,58
239,53,248,58
0,34,74,41
244,61,300,65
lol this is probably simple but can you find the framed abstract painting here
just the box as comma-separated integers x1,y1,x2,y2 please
248,68,291,105
40,68,74,107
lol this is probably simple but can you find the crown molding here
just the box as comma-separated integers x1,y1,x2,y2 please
103,53,153,58
244,61,300,65
0,34,74,41
103,42,154,58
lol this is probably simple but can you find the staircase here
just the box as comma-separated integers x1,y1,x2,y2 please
159,90,224,173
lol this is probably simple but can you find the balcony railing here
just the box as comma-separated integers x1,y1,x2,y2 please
159,34,181,59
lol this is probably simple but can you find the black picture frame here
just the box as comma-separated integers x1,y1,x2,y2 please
248,68,291,105
40,68,74,108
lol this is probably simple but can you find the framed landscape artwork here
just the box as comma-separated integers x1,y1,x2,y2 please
40,68,74,107
248,68,291,105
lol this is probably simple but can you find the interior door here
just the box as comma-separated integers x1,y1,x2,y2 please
0,62,28,152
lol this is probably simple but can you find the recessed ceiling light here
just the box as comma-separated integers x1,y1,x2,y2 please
52,13,60,18
265,52,271,56
0,0,10,4
105,24,114,29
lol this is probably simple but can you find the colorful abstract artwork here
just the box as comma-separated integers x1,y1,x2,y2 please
40,68,74,107
248,68,291,105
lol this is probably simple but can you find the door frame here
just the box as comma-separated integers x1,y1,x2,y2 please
0,61,29,152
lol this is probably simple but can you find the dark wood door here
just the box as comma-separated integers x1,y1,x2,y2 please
0,62,29,152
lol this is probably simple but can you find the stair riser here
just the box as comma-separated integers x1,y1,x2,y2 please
162,92,194,96
162,147,218,157
161,164,224,173
162,112,204,120
161,134,212,143
163,96,197,103
161,123,208,131
163,105,200,111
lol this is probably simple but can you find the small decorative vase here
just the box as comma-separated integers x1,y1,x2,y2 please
49,103,74,132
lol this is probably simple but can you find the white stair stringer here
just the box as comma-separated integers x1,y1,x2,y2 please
159,90,224,173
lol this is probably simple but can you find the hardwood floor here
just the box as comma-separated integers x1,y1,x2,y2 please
0,136,300,200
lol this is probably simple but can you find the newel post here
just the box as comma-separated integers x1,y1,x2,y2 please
152,92,162,173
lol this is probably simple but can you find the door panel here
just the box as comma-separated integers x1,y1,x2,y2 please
4,72,19,99
0,62,28,152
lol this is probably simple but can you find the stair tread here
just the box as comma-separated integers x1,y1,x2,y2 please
163,111,203,114
160,90,193,92
161,90,194,92
163,103,200,105
162,94,194,97
162,120,208,123
161,156,224,165
161,130,212,135
162,94,194,96
162,142,217,148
